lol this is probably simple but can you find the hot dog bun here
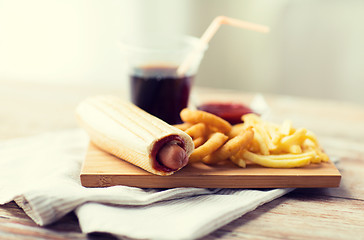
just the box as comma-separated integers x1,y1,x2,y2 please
76,95,194,176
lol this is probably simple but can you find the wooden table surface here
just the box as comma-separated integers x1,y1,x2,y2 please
1,80,364,240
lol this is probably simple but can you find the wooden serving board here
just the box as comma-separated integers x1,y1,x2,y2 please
80,143,341,188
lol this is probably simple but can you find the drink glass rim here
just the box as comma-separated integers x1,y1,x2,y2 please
119,34,208,54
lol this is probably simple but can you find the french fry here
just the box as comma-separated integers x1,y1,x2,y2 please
253,129,270,155
230,155,246,168
229,123,245,138
262,151,315,160
242,113,261,126
265,123,281,145
203,128,254,164
189,132,228,163
241,150,312,168
254,123,276,151
280,120,293,136
180,108,232,134
185,123,207,139
280,128,307,146
288,144,302,154
173,122,192,131
247,138,260,152
306,130,319,145
320,152,329,162
193,137,206,148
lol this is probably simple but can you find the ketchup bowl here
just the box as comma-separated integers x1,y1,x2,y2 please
197,102,254,125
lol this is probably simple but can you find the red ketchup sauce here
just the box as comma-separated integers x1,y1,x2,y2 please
197,102,254,125
151,135,185,172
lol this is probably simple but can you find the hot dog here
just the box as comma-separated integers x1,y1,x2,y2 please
76,96,194,176
157,143,189,170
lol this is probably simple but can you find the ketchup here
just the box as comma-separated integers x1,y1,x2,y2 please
198,102,253,125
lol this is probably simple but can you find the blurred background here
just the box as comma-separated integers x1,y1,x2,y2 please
1,0,364,104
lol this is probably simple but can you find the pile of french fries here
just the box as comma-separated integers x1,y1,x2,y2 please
176,109,329,168
230,113,329,168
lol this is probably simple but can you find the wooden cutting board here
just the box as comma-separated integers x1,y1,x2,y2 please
80,143,341,188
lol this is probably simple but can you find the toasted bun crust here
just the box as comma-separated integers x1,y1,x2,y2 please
76,95,194,176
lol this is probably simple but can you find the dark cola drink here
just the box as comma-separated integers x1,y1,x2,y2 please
130,65,194,125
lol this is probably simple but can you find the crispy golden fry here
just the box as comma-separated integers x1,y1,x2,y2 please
228,123,245,138
193,136,205,148
241,150,312,168
247,139,260,153
242,114,271,154
254,124,276,152
173,122,192,131
288,144,302,154
185,123,207,139
242,113,261,125
265,123,281,145
230,155,246,168
305,130,319,145
253,129,270,155
280,120,293,136
280,128,307,147
180,108,232,134
302,138,329,163
320,152,329,162
189,132,228,163
203,128,254,164
260,151,315,160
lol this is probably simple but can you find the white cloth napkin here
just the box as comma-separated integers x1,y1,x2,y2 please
0,129,292,240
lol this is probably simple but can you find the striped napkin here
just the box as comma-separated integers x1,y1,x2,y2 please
0,129,291,240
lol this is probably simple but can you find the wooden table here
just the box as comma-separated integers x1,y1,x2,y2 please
1,80,364,239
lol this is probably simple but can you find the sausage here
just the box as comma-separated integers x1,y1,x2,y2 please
157,143,189,170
